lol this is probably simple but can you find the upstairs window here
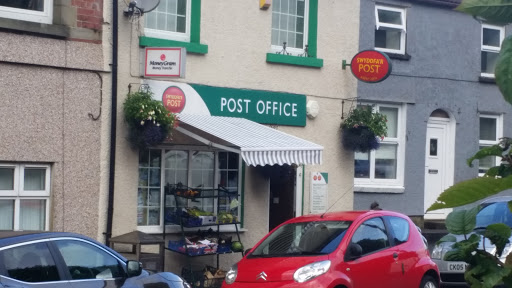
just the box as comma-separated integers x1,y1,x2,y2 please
0,0,53,24
481,24,504,78
375,5,406,55
144,0,191,42
271,0,309,56
479,114,503,175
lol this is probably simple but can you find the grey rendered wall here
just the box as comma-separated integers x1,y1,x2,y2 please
0,32,106,238
354,0,512,216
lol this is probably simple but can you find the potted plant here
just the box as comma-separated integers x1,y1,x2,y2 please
340,105,387,152
123,89,177,150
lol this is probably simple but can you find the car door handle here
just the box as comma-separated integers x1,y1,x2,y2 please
393,252,398,259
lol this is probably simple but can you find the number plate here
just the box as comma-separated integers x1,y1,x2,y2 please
447,262,468,272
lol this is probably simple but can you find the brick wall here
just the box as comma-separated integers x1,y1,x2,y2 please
73,0,103,31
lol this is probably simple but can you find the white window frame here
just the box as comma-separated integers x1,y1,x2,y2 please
270,0,310,56
478,114,503,176
375,5,406,55
0,163,51,231
0,0,53,24
138,147,242,234
354,103,406,191
143,0,192,42
481,24,505,78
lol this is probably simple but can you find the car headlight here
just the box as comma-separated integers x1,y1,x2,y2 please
225,264,238,285
293,260,331,283
431,244,443,259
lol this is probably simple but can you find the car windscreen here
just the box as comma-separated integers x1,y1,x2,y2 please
476,201,512,228
248,220,352,258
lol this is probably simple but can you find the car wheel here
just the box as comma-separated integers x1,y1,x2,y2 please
420,275,438,288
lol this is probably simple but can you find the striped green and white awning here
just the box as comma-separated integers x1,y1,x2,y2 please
175,114,323,166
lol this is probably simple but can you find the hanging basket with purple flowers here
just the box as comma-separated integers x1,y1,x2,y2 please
123,89,178,150
340,105,387,152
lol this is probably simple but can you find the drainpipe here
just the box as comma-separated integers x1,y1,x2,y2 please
105,0,118,246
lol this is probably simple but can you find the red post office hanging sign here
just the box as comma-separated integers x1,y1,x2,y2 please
350,50,392,83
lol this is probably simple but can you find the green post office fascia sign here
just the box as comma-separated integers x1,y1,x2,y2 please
190,84,306,127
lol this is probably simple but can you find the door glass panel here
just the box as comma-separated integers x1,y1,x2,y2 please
20,199,46,230
0,167,14,190
430,139,438,156
1,242,60,282
55,240,125,280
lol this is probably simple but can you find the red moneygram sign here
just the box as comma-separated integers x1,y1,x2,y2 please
163,86,186,113
350,50,392,83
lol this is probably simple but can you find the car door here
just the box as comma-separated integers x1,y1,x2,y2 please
343,217,402,288
384,215,418,287
0,241,73,287
51,239,127,288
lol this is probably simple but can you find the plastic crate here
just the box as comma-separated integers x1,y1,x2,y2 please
182,265,225,288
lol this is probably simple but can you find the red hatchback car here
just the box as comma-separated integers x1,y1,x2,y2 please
222,210,439,288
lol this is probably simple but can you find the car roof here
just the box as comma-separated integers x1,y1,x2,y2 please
283,210,407,224
481,196,512,205
0,231,127,261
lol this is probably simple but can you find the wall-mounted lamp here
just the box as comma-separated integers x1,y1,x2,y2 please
260,0,271,10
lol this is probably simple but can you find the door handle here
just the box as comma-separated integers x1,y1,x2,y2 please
393,252,398,259
428,169,438,174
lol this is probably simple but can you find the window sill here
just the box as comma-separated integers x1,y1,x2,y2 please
354,185,405,193
139,36,208,54
266,53,323,68
383,52,411,61
479,76,496,84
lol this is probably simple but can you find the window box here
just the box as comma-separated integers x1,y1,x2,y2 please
266,53,323,68
139,36,208,54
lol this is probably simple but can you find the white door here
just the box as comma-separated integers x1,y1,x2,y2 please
424,117,455,219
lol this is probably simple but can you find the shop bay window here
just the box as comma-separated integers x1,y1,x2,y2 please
479,115,502,175
354,104,405,189
137,149,241,232
375,5,406,55
0,164,50,230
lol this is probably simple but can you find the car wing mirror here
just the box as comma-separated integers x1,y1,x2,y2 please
244,248,252,256
344,243,363,261
126,260,142,277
